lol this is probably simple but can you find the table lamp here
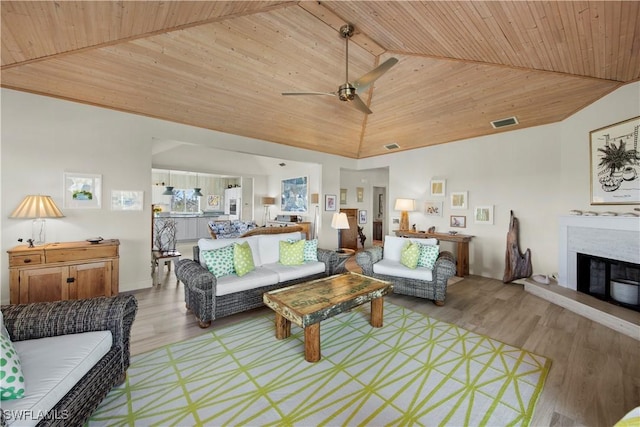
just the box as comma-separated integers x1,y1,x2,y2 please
262,196,276,225
394,198,415,231
331,212,350,252
10,195,65,247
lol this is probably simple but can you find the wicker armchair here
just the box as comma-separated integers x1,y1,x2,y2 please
356,247,457,305
0,295,138,427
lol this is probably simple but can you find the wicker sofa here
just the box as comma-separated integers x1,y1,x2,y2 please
0,295,138,427
355,235,457,305
175,231,339,328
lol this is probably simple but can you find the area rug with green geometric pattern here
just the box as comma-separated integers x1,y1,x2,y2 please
88,303,551,426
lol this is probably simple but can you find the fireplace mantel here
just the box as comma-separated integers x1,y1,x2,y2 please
558,215,640,290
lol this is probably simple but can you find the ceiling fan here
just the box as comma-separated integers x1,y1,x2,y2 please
282,24,398,114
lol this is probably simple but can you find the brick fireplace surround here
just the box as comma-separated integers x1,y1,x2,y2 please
525,215,640,340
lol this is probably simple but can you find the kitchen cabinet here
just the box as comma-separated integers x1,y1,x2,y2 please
8,239,119,304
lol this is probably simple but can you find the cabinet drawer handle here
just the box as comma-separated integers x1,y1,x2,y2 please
23,258,31,263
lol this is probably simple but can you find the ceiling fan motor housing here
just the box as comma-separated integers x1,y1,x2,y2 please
338,83,356,101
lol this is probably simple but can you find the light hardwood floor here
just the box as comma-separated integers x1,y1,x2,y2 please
132,250,639,427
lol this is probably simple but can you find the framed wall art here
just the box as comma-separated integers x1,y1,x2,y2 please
474,205,494,224
325,194,337,211
340,188,347,204
430,179,446,197
111,190,144,211
450,191,468,209
590,116,640,205
359,210,367,224
357,187,364,202
450,215,466,228
424,200,443,217
63,172,102,209
281,176,308,212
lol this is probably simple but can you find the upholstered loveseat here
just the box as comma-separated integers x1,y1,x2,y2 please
175,231,339,327
0,295,137,427
356,235,457,305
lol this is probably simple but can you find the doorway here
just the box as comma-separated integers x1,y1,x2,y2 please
373,186,386,244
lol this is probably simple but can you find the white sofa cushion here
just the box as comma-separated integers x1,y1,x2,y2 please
262,261,326,282
257,232,303,265
198,236,262,267
383,235,438,262
5,331,112,427
373,258,434,282
215,267,280,296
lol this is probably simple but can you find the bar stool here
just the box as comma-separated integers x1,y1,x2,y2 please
151,250,181,286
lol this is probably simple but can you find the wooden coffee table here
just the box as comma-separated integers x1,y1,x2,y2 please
263,272,393,362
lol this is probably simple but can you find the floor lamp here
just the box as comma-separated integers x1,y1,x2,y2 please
262,197,275,226
331,212,350,252
9,195,65,247
394,198,415,231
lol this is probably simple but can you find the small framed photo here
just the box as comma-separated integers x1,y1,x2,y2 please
359,209,367,224
474,205,494,224
450,215,466,228
340,188,347,204
356,187,364,203
450,191,468,209
430,179,446,197
424,200,443,217
111,190,144,211
63,172,102,209
325,194,337,211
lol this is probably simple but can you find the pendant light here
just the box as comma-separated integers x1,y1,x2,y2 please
193,173,203,197
162,170,174,195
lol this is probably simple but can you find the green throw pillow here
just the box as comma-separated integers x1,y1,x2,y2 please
201,245,235,277
0,334,25,400
303,239,318,262
233,242,255,277
400,241,420,269
417,244,440,270
279,240,305,265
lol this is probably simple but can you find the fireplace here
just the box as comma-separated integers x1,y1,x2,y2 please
576,253,640,312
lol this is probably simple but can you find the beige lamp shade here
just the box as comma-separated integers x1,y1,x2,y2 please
262,197,276,205
394,198,415,231
10,195,64,219
331,212,350,230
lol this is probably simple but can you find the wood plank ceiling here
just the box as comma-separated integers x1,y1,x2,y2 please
2,1,638,159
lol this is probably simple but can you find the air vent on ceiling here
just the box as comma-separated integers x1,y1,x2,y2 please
491,116,519,129
384,143,400,150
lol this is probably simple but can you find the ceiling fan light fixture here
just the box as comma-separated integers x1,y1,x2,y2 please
491,116,519,129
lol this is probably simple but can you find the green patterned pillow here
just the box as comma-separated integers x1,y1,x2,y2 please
400,241,420,269
417,244,440,269
201,245,235,277
279,240,305,265
304,239,318,262
1,334,25,400
233,242,255,277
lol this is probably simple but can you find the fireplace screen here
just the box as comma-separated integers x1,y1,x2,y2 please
577,253,640,312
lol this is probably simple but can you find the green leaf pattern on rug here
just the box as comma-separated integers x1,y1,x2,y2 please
88,303,552,427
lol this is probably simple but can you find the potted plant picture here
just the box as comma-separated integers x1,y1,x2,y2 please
597,141,636,192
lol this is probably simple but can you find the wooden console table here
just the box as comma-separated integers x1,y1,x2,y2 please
394,231,474,277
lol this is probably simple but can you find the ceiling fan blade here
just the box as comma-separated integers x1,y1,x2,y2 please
282,91,335,96
352,57,399,90
348,94,372,115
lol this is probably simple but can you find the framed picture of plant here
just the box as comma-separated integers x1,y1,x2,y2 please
474,205,494,224
63,172,102,209
590,116,640,205
430,179,446,197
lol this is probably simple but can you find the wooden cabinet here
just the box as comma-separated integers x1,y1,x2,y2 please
373,221,383,241
267,221,312,239
8,240,119,304
339,209,358,250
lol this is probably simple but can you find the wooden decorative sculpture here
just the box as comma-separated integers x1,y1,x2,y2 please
503,210,532,283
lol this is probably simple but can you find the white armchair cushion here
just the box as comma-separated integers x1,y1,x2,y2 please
383,235,438,262
215,268,279,296
373,258,434,282
5,331,112,427
262,261,326,282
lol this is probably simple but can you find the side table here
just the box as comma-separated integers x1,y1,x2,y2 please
152,250,181,286
334,248,356,274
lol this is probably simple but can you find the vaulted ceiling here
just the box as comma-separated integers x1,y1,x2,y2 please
2,1,638,158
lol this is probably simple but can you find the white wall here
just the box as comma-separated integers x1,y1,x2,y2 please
2,82,638,303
